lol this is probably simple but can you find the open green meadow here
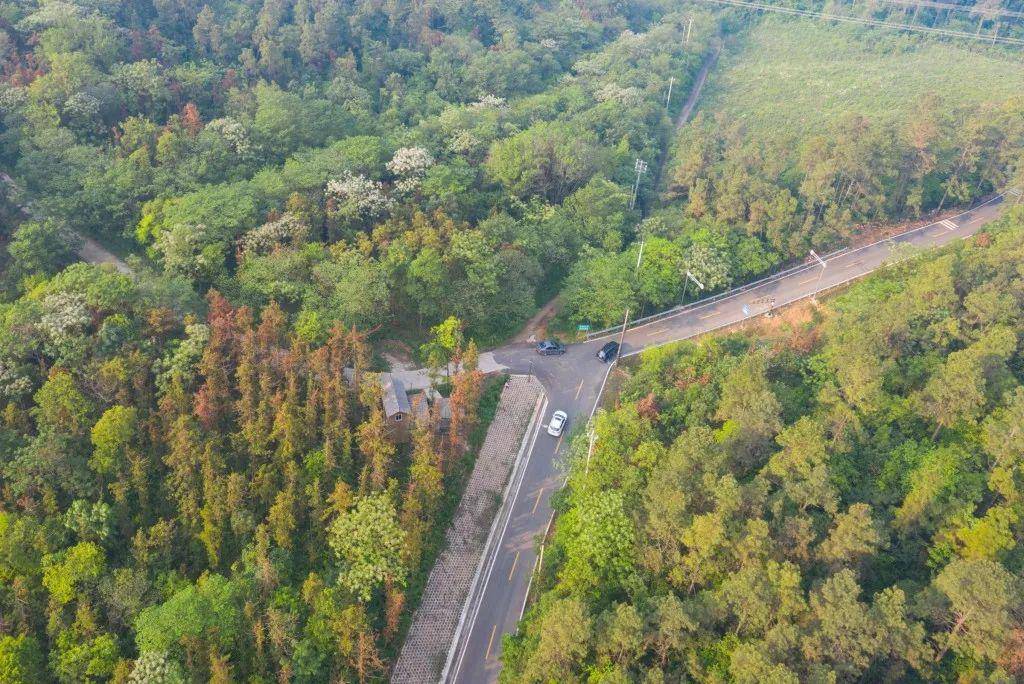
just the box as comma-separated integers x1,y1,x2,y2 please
702,17,1024,146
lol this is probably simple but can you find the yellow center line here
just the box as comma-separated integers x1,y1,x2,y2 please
930,230,946,238
555,435,563,452
845,260,864,269
797,276,816,285
508,551,520,582
573,378,584,400
646,327,669,336
485,624,497,660
699,310,721,319
532,487,544,515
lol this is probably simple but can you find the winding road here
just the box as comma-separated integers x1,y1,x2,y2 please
445,192,1015,683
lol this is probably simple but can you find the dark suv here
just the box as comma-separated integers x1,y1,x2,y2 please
597,340,620,362
536,340,566,356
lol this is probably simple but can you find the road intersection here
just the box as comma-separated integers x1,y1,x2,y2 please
442,192,1014,684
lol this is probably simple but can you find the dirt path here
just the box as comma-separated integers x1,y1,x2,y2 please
508,295,560,344
648,45,722,206
676,45,721,132
2,172,132,275
505,45,722,348
77,234,131,274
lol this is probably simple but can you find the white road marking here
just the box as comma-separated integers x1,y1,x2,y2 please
939,219,958,230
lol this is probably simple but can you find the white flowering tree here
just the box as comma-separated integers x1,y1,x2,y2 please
0,357,33,399
40,292,91,362
325,171,394,236
204,117,253,157
387,146,435,194
470,94,506,109
128,651,185,684
238,213,310,257
683,244,732,292
154,322,210,392
153,223,224,281
595,82,644,107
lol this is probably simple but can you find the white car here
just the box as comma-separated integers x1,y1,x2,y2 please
547,410,568,437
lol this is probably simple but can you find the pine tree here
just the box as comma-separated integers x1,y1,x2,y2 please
447,340,483,466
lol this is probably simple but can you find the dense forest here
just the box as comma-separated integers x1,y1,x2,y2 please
3,0,1024,681
503,211,1024,682
0,255,499,681
559,17,1024,329
0,0,726,680
0,0,720,344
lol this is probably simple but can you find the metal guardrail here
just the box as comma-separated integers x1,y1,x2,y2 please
584,247,848,340
615,189,1018,357
584,191,1012,342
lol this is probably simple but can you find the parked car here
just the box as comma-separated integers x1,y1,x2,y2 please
536,340,566,355
597,340,620,362
547,410,568,437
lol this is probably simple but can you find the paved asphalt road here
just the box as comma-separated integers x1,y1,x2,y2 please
447,192,1015,684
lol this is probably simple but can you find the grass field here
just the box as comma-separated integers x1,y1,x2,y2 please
701,17,1024,146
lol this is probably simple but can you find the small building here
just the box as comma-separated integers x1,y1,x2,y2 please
381,374,412,442
409,392,431,427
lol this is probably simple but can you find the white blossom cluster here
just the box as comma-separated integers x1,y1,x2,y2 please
19,2,84,31
239,213,309,256
206,117,253,156
683,245,732,291
0,358,32,399
154,322,210,392
326,171,395,218
595,82,643,107
387,146,434,177
128,651,184,684
154,224,215,278
39,292,91,347
0,84,27,110
470,94,506,109
387,146,435,194
63,91,102,120
448,129,481,154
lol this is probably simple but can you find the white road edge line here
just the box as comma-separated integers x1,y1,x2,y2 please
443,387,547,684
587,192,1008,341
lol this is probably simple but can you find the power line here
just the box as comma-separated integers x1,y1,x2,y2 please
692,0,1024,45
872,0,1024,20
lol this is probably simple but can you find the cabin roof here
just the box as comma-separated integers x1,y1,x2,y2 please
381,374,411,417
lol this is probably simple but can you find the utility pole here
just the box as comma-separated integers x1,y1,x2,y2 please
681,269,705,303
665,76,674,108
615,231,647,361
584,425,596,475
617,307,630,352
809,249,827,301
630,158,648,210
